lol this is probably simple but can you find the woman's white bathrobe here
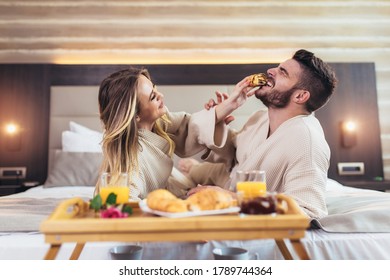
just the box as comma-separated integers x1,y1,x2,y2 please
190,108,330,219
130,110,204,200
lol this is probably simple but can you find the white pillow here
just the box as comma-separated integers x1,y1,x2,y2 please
69,121,103,143
44,150,102,187
62,130,102,152
326,178,349,191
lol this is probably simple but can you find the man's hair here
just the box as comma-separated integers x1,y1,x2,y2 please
293,49,337,112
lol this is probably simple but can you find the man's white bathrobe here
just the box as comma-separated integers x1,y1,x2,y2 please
190,108,330,219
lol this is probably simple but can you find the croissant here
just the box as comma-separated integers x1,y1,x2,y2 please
186,189,233,211
146,188,234,213
146,189,188,213
248,73,268,87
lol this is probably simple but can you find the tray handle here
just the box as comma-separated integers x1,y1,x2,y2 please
49,197,89,220
276,193,305,215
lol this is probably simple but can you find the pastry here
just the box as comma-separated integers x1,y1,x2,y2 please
146,189,188,213
186,188,233,211
248,73,268,87
158,199,188,213
146,188,234,213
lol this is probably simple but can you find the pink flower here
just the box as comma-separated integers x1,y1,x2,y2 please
100,206,129,218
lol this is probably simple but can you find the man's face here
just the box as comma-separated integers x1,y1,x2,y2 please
254,58,302,108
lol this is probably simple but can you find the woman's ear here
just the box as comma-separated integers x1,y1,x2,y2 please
136,115,140,122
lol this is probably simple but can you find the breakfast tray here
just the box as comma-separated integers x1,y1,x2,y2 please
40,193,310,260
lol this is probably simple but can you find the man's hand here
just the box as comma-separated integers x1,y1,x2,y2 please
177,158,200,175
187,185,216,196
204,91,228,110
204,91,235,124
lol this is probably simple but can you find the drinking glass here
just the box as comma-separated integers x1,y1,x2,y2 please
235,170,266,198
99,172,130,204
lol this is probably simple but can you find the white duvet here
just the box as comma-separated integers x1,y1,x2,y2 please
314,179,390,233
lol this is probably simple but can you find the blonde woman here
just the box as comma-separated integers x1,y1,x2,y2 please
95,68,206,200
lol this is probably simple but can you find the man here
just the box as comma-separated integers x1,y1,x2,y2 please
187,49,337,219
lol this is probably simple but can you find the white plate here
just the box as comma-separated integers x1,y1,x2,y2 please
139,199,240,218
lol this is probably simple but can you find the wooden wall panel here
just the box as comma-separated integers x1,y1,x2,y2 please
315,63,383,183
0,65,50,183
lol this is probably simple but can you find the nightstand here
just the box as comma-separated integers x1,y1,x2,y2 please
0,181,40,196
339,180,390,192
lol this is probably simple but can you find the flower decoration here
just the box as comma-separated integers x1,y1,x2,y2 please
89,192,132,219
100,206,129,218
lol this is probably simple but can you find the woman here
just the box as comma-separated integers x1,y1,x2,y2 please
95,67,206,200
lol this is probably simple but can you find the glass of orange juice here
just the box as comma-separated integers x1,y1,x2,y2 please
99,172,129,204
235,170,266,199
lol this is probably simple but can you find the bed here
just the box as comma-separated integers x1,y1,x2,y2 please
2,177,390,260
1,63,390,260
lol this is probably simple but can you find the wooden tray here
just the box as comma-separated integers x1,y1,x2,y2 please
40,193,310,260
41,194,308,237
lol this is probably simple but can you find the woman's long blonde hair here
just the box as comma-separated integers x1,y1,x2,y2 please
95,68,175,194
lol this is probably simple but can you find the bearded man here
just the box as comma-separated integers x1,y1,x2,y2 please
187,49,337,219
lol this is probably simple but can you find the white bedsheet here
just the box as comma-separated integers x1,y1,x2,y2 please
0,186,94,233
2,230,390,260
1,181,390,260
4,185,94,199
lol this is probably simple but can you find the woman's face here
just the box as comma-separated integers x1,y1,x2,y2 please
136,74,166,130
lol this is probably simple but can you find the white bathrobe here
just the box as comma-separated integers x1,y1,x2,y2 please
130,110,204,200
189,108,329,219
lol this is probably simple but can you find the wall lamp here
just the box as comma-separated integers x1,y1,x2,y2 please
340,120,357,148
4,122,22,151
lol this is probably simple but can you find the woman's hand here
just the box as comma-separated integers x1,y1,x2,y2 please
214,77,253,123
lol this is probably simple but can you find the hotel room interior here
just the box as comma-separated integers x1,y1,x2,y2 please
0,0,390,260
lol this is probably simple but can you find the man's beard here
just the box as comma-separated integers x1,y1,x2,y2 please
255,87,296,109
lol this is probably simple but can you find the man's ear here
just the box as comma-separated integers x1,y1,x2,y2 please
293,89,310,104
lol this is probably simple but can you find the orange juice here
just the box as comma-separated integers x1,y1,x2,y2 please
100,186,129,204
236,181,266,198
